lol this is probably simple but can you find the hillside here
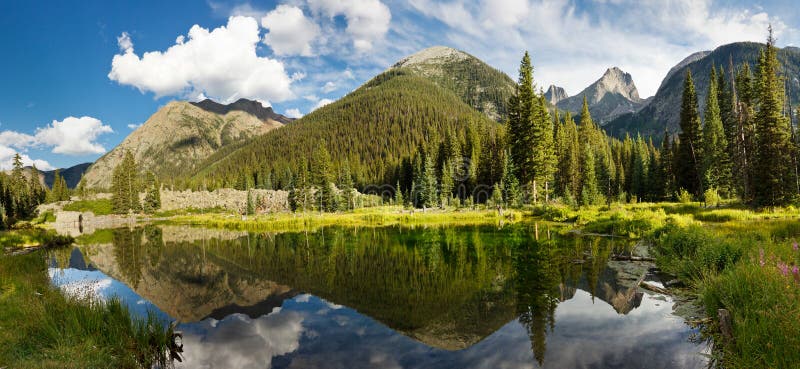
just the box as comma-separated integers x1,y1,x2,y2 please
82,99,288,189
190,68,502,189
390,46,516,121
605,42,800,138
556,67,649,124
42,163,91,189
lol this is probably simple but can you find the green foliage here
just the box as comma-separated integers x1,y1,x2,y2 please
752,29,795,206
0,252,173,368
190,69,500,192
704,187,721,207
676,189,693,203
142,172,161,214
0,153,46,228
111,151,141,214
701,66,733,196
677,70,703,197
63,199,114,216
46,169,70,203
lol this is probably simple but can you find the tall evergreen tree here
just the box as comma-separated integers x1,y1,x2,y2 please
702,66,733,196
677,70,704,197
111,151,140,214
753,27,794,206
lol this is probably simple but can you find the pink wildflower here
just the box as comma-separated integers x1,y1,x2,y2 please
793,241,798,252
777,262,789,276
759,249,766,267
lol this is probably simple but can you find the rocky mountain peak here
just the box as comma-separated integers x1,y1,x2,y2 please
392,46,469,68
593,67,641,103
544,85,568,105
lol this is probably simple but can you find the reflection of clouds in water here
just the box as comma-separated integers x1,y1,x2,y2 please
177,310,304,369
526,290,707,369
295,294,312,303
48,267,112,300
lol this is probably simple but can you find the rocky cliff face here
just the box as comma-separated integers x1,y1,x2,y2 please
556,67,648,124
544,85,568,105
82,99,288,189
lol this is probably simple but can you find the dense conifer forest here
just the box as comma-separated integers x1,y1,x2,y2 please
164,30,799,211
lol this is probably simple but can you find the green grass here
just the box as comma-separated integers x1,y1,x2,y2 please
648,216,800,368
0,251,174,368
0,229,73,250
62,199,114,216
164,205,523,232
74,228,115,245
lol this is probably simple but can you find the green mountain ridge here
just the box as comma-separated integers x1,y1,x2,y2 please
188,68,502,189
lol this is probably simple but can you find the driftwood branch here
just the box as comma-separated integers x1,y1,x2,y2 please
611,254,656,262
640,281,669,295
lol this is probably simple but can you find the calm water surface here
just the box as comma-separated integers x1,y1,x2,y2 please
48,224,708,369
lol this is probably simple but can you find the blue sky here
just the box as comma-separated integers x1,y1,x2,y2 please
0,0,797,170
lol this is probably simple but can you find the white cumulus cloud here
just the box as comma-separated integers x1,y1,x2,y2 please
312,98,334,111
261,5,320,56
0,145,53,171
321,81,337,93
108,16,294,105
284,108,304,119
308,0,391,52
34,116,113,155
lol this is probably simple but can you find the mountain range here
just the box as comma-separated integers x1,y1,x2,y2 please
605,42,800,138
72,42,800,190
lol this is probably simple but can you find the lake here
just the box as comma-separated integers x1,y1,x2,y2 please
47,224,708,369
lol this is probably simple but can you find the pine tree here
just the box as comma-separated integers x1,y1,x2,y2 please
421,154,439,208
507,52,536,199
580,145,602,206
142,171,161,213
661,131,675,200
677,70,703,197
111,151,140,214
702,66,733,197
440,159,455,206
753,27,794,206
395,181,404,206
532,94,556,202
501,151,522,207
312,145,336,211
556,112,580,199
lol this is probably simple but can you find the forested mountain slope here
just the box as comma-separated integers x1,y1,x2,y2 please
189,69,502,189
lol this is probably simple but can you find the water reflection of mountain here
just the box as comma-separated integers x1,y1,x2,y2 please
68,224,648,355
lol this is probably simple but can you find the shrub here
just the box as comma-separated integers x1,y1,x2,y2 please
676,189,693,203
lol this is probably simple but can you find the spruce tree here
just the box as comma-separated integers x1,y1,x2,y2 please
753,27,794,206
677,70,703,197
111,151,140,214
501,151,521,207
507,52,536,198
580,146,602,206
702,66,733,197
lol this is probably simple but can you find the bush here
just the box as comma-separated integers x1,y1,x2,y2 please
676,189,693,203
704,187,721,207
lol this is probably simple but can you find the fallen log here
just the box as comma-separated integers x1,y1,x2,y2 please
640,281,669,295
611,254,656,262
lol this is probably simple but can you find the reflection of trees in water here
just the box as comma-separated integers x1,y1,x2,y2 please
512,225,560,366
90,224,630,357
511,225,624,366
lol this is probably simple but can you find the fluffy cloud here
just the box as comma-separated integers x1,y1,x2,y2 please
34,116,113,155
261,5,320,56
0,115,112,170
109,16,294,105
284,108,304,119
321,81,337,93
0,145,52,170
312,98,334,111
178,311,304,369
127,123,142,130
406,0,796,97
308,0,391,52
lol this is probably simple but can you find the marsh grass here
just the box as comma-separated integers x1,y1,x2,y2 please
0,252,174,368
0,229,73,250
63,199,114,216
164,205,523,232
650,217,800,368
